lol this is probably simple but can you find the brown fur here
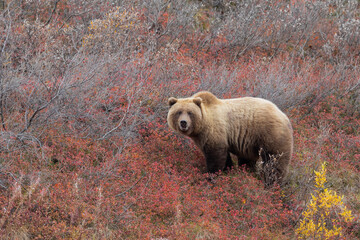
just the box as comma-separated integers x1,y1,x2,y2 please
167,91,293,185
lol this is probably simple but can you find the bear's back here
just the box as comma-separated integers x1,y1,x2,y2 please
223,97,289,122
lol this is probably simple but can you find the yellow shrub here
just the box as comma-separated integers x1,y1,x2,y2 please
82,7,141,52
296,162,354,239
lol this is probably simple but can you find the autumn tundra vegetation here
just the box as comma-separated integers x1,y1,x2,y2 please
0,0,359,239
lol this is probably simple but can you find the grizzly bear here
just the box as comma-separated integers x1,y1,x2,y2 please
167,91,293,186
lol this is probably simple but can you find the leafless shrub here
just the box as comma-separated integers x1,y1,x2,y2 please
335,17,360,58
243,56,358,111
205,0,332,59
187,55,354,112
1,0,359,153
246,59,317,110
63,56,150,148
197,64,239,96
257,148,284,189
0,1,151,153
141,0,198,53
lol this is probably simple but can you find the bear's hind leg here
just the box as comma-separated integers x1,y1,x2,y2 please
238,157,256,172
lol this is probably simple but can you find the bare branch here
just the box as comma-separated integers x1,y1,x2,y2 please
43,0,61,27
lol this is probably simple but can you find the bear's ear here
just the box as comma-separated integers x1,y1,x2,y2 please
193,97,202,107
168,97,178,107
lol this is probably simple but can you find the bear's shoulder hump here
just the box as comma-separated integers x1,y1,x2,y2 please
192,91,221,105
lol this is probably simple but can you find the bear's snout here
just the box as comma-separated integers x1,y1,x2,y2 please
180,120,188,130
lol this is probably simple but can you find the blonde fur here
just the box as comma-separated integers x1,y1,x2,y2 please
168,91,293,185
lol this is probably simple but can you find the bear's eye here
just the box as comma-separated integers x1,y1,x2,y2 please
187,112,192,116
177,111,182,115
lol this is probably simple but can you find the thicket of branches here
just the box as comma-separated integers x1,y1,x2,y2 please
0,0,359,238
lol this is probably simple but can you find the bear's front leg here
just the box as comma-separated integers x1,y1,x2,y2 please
203,145,231,173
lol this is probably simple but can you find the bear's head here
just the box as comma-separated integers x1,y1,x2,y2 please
167,97,202,136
